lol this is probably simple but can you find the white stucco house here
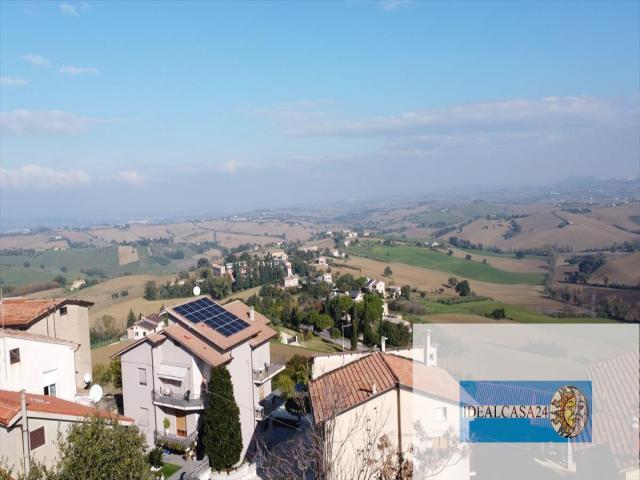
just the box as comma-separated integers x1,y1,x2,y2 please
1,298,94,390
0,389,132,476
114,296,283,460
365,278,386,296
282,274,300,289
126,313,166,340
0,329,78,401
309,345,468,479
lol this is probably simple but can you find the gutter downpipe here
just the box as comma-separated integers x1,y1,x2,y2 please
20,389,31,477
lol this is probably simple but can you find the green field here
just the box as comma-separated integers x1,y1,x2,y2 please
0,244,199,288
417,298,613,323
348,244,544,285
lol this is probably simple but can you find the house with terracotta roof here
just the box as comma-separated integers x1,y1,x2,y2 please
0,298,94,390
0,329,78,401
0,388,132,476
126,313,166,340
114,296,283,460
309,350,469,479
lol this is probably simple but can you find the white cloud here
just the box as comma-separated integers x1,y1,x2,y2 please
278,96,625,139
59,65,99,75
379,0,413,11
0,77,28,86
116,170,145,186
59,3,79,16
21,53,50,67
220,160,241,173
0,165,91,189
0,109,103,135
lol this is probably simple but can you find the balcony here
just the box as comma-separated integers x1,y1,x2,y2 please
152,389,204,410
154,429,198,450
252,360,286,385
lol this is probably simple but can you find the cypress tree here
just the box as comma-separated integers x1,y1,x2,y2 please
351,303,358,350
201,366,243,470
362,299,373,346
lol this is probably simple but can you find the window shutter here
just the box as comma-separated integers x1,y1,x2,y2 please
30,427,45,450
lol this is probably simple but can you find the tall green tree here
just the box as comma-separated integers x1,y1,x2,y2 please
126,309,136,328
143,281,157,300
54,416,150,480
201,366,243,470
350,304,359,350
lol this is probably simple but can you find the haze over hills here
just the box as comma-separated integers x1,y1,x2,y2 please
1,175,637,233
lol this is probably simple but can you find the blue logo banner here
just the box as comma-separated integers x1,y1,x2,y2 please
460,380,592,443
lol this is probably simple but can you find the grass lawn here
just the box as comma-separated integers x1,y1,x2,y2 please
160,462,181,478
417,298,614,324
349,243,544,285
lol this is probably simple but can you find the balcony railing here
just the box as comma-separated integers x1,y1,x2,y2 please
154,430,198,450
253,360,286,384
152,389,204,409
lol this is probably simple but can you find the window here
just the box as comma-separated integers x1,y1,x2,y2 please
9,348,20,364
59,306,68,316
29,427,45,450
139,407,149,426
433,407,447,422
44,384,57,397
138,368,147,386
432,433,450,449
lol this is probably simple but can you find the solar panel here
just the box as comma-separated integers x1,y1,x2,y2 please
173,297,249,337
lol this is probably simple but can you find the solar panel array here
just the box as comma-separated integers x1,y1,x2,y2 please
173,297,249,337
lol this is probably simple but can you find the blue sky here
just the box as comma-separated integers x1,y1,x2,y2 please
1,0,639,224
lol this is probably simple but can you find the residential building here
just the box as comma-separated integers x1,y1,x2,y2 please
387,285,402,299
126,314,166,340
316,273,332,284
0,389,132,476
0,298,94,390
268,250,288,261
282,274,299,289
115,296,283,460
365,278,386,296
69,279,86,291
0,329,77,401
309,351,468,479
316,256,327,266
349,290,364,303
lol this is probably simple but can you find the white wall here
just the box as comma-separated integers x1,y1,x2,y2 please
121,341,155,448
0,336,76,401
402,388,470,479
329,390,398,479
226,342,256,460
26,304,92,390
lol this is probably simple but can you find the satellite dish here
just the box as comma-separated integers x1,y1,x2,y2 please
193,286,201,296
83,372,92,385
89,384,103,403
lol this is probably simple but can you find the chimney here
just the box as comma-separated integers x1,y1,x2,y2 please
372,382,377,395
20,389,30,476
249,306,255,322
425,329,437,366
380,336,387,353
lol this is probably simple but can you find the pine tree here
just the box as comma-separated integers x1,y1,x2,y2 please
351,304,358,350
201,366,243,470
